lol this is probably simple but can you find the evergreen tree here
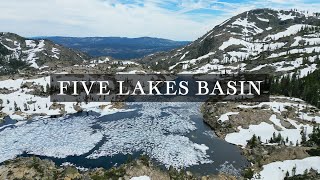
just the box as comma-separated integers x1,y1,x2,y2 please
270,69,320,108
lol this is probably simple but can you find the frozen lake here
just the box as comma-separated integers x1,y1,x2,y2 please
0,102,248,176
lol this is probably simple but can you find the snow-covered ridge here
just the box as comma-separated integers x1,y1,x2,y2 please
0,33,88,70
143,9,320,77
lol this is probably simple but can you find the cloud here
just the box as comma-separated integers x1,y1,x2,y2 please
0,0,319,40
0,0,223,40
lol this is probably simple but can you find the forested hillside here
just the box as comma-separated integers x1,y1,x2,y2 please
271,66,320,108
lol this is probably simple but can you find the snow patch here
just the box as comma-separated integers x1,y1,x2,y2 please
130,176,150,180
218,112,239,122
255,157,320,179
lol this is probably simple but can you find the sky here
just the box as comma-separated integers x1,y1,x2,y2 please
0,0,320,41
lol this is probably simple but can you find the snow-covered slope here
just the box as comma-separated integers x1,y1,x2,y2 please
0,32,89,74
142,9,320,76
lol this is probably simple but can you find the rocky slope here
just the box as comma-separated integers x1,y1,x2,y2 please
201,96,320,179
142,9,320,77
0,32,89,75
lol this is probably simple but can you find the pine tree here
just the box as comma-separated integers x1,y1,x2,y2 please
247,134,259,148
301,127,307,144
14,101,18,111
285,171,289,178
292,165,297,176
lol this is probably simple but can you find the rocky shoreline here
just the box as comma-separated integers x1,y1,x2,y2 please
201,97,320,178
0,156,239,180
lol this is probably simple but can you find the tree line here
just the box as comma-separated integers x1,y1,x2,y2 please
270,68,320,108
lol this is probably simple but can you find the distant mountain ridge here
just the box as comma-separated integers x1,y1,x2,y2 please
34,36,190,60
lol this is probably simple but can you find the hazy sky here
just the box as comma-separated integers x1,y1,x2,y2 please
1,0,320,40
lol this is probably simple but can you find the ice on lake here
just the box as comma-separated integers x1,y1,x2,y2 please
0,102,214,168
